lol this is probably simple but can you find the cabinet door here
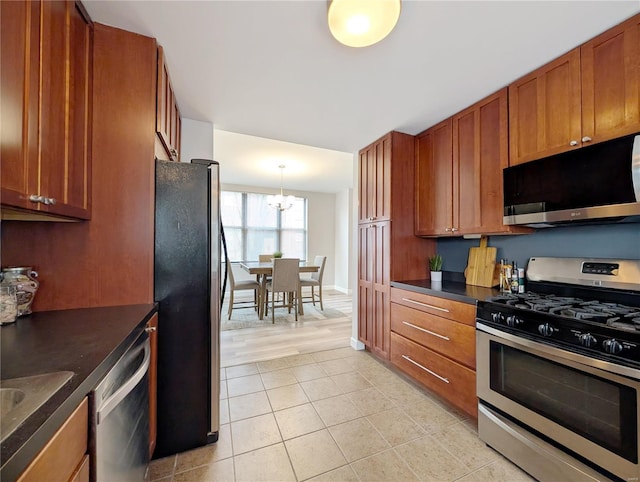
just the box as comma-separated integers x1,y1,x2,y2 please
455,88,522,235
581,13,640,145
147,313,158,458
156,46,181,161
358,136,391,223
509,49,582,166
414,119,453,236
371,221,390,359
40,1,92,219
0,0,91,219
0,1,40,210
357,224,374,346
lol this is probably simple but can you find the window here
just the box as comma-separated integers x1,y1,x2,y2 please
221,191,307,262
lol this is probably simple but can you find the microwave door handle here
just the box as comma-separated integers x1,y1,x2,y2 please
97,338,151,424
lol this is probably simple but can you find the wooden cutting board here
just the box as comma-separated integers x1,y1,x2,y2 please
465,236,497,287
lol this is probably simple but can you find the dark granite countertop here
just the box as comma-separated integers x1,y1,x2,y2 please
0,303,158,481
391,277,501,305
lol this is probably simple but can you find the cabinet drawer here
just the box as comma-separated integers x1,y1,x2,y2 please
391,332,477,418
391,302,475,369
391,288,476,325
18,397,88,482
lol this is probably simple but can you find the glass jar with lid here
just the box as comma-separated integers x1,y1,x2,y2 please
0,267,39,316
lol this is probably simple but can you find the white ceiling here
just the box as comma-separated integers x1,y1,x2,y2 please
83,0,639,192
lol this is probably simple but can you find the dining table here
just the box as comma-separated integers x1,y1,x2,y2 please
240,260,319,320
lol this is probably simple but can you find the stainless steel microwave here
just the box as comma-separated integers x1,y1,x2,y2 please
503,133,640,227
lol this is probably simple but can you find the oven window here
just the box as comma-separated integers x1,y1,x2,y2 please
489,341,637,463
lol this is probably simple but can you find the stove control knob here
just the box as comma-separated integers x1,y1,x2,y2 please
491,312,505,324
506,315,523,328
538,323,556,337
578,333,598,348
603,339,623,355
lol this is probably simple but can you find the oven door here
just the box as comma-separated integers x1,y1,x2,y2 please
477,322,640,481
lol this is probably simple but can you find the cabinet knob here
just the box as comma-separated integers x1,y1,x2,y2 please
145,326,157,333
29,194,45,203
451,227,458,232
581,136,592,143
569,140,579,146
445,227,451,232
43,197,56,205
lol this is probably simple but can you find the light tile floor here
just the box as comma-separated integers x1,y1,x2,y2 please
149,347,534,482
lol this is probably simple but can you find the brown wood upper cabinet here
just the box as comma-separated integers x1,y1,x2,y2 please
416,89,529,237
156,46,181,162
1,0,92,220
358,135,391,223
509,13,640,166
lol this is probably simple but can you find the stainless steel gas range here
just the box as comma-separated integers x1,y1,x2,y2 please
476,257,640,482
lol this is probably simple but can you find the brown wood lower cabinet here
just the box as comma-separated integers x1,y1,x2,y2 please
18,398,88,482
391,332,477,418
390,287,477,418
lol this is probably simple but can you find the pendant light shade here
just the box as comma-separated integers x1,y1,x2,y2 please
267,165,295,211
328,0,401,48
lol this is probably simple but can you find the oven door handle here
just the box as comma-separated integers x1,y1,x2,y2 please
477,322,640,381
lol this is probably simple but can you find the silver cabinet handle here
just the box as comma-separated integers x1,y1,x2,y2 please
445,227,451,232
569,140,579,146
145,326,157,333
402,355,449,383
401,297,450,313
402,321,450,340
581,136,592,143
28,195,56,205
451,227,457,232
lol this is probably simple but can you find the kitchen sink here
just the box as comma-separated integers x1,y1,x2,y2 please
0,371,74,442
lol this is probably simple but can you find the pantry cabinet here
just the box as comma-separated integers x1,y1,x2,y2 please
509,12,640,166
416,89,529,237
1,0,92,220
390,288,477,418
156,46,181,162
357,132,435,360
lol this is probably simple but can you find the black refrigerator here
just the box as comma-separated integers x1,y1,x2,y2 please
153,159,221,458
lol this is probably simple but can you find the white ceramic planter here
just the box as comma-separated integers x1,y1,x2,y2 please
430,271,442,282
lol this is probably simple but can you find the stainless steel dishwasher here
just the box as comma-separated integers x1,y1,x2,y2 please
92,330,150,481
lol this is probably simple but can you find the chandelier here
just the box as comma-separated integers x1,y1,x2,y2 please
327,0,401,48
267,165,295,211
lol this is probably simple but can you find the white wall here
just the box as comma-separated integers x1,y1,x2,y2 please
334,188,352,293
180,118,214,162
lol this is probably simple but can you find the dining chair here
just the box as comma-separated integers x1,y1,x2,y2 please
264,258,300,323
227,264,261,320
300,255,326,310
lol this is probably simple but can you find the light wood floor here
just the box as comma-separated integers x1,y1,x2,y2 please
220,290,353,367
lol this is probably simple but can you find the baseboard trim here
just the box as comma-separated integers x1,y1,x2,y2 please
351,337,365,350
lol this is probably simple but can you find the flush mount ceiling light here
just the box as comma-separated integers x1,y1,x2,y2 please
267,165,295,211
327,0,401,48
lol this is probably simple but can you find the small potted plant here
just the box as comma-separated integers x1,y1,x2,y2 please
429,254,443,283
272,251,283,259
